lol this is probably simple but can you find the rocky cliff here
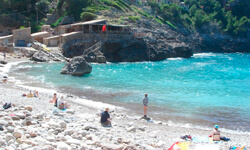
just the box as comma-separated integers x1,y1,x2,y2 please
61,19,249,63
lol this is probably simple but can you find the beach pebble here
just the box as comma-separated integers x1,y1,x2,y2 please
12,131,22,139
4,146,15,150
29,132,37,137
138,127,146,131
11,116,20,121
6,126,15,132
57,142,71,150
5,133,15,142
127,126,136,132
46,136,55,142
85,140,95,145
65,109,75,115
79,130,88,137
0,140,7,146
59,121,67,129
15,113,26,119
3,116,13,121
64,129,74,136
154,121,162,125
9,143,16,149
20,143,32,149
86,135,93,140
25,106,33,111
127,122,134,127
99,142,124,150
66,139,81,146
0,120,8,126
156,140,164,147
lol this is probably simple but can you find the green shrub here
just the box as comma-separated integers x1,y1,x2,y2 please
80,12,97,21
101,0,124,12
166,21,176,29
128,16,140,22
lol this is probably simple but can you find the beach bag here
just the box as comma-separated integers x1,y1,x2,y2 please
3,103,11,109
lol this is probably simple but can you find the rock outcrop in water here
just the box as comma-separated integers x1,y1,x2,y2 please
60,56,92,76
32,51,51,62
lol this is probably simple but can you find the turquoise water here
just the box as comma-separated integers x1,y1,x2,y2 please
10,53,250,132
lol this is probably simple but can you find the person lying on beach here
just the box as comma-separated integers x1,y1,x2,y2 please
100,108,112,127
57,96,70,109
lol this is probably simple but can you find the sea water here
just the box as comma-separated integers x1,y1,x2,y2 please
8,53,250,133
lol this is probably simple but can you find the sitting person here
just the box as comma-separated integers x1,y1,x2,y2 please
57,96,69,109
2,76,8,83
27,90,34,97
211,125,220,141
33,90,39,97
52,93,58,107
100,108,112,127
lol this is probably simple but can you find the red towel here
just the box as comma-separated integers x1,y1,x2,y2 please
168,142,179,150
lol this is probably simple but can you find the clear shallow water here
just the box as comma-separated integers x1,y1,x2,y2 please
9,53,250,133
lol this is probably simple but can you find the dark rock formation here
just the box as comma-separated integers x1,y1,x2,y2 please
31,51,51,62
60,56,92,76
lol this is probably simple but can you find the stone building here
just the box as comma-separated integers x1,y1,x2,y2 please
12,27,32,47
31,31,50,43
0,35,13,47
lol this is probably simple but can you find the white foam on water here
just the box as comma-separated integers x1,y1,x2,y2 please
167,57,183,60
0,61,27,76
71,97,123,111
165,120,250,135
193,53,217,58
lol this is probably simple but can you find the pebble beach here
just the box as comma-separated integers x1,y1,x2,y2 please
0,53,250,150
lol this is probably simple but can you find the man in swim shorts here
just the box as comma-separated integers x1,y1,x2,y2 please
143,93,148,118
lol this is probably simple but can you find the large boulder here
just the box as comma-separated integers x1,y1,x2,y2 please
32,51,50,62
60,56,92,76
172,45,193,58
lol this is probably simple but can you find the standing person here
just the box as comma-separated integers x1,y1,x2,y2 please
52,93,58,107
100,108,112,127
3,52,6,60
143,93,148,118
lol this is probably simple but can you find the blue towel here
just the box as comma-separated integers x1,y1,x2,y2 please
192,136,209,142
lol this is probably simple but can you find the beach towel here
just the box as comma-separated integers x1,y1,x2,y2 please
192,136,209,143
177,142,190,150
52,107,61,114
168,142,190,150
230,146,246,150
194,144,219,150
